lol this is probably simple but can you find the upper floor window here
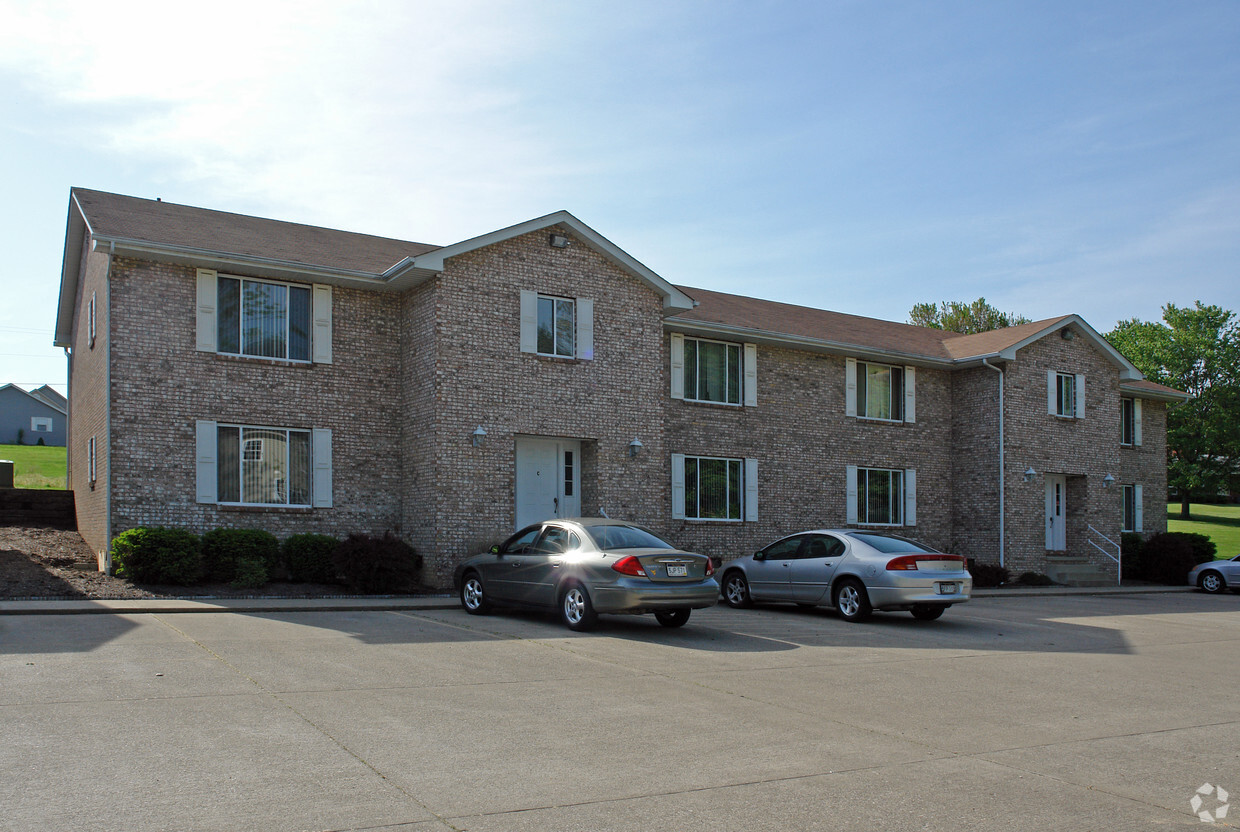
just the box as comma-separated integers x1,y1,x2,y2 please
684,338,741,404
519,290,593,360
31,417,53,432
219,277,311,362
1120,397,1142,446
846,358,915,423
1048,371,1085,419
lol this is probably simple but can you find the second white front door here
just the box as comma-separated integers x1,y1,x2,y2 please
515,437,581,530
1045,474,1067,551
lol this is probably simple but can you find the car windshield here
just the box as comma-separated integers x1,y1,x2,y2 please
848,533,940,554
588,524,675,551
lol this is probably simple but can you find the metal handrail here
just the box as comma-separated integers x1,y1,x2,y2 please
1087,525,1122,586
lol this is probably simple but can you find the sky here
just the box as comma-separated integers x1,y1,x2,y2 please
1,0,1237,395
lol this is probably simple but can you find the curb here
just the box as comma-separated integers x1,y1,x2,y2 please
971,585,1196,599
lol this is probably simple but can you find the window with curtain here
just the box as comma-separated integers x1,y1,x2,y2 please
856,362,904,421
217,425,311,505
683,456,743,520
684,338,741,404
1120,398,1135,445
857,467,904,525
218,277,311,361
536,295,575,357
1123,484,1137,532
1055,373,1076,417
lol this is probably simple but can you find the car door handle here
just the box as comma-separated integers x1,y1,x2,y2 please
551,560,563,568
511,560,522,567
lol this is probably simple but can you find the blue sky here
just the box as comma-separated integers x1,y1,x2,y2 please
2,0,1237,395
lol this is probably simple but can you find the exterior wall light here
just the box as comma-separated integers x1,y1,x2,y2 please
1103,473,1115,488
549,234,570,248
471,425,487,447
628,437,643,458
1023,466,1037,483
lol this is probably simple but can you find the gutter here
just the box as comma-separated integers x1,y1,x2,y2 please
982,358,1005,568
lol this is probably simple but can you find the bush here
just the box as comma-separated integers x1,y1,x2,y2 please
333,532,423,593
1136,532,1216,585
283,533,341,584
230,556,269,590
36,437,45,446
968,560,1010,588
1016,572,1055,586
1120,532,1145,579
201,529,279,584
111,527,203,585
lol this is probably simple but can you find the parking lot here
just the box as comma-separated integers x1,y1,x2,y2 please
3,592,1238,831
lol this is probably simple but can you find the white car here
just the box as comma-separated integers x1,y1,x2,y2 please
719,530,972,621
1188,555,1240,594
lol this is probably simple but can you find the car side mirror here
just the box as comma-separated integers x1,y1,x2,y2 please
754,551,765,561
490,545,500,555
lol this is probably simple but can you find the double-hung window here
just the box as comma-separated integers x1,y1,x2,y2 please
31,417,52,432
1122,484,1143,532
519,290,594,360
671,454,759,521
1120,398,1142,446
196,421,332,508
684,338,741,404
1048,371,1085,419
845,358,915,422
196,270,332,363
846,466,917,527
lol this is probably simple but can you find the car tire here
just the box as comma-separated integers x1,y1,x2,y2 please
460,572,491,615
910,604,946,621
654,609,691,628
560,583,598,631
722,571,753,608
834,579,872,623
1199,571,1226,594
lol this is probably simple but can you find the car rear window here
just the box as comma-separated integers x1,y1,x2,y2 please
848,533,940,554
588,525,674,551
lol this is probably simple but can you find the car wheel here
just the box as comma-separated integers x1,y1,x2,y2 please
834,579,872,623
654,609,691,628
722,571,752,608
460,572,491,615
910,604,946,621
560,583,598,631
1199,571,1226,594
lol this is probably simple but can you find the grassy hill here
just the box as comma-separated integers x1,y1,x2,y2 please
0,444,67,489
1167,503,1240,559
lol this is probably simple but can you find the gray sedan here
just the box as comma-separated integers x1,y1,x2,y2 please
719,530,972,621
454,518,719,631
1188,555,1240,593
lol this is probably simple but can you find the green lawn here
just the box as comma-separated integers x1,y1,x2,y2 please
0,444,67,489
1167,503,1240,559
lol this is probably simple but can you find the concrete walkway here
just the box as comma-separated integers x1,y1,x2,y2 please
0,584,1195,615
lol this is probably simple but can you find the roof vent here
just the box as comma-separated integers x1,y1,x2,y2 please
1060,328,1075,341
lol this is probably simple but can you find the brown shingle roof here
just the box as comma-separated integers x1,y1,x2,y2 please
73,188,439,275
1120,379,1191,400
938,316,1073,360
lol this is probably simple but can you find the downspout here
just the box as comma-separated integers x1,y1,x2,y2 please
103,244,113,574
982,359,1004,568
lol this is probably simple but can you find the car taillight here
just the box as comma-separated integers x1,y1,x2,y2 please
886,555,967,571
611,556,648,577
704,556,715,577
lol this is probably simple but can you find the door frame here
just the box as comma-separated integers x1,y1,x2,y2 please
1045,473,1067,551
514,436,581,530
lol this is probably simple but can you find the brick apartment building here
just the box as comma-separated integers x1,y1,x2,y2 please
53,188,1187,586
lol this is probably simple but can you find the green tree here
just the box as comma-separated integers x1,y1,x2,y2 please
1107,302,1240,520
909,298,1031,334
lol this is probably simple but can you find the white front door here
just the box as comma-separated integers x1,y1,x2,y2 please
1045,474,1067,551
514,437,581,530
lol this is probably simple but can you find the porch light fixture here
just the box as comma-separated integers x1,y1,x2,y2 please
1023,466,1037,483
471,425,487,447
628,437,643,458
549,234,570,249
1103,473,1115,488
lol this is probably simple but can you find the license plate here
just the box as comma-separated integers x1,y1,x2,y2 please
666,564,688,577
937,582,958,595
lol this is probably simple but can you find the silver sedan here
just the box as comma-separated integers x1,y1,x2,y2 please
454,518,719,631
719,530,972,621
1188,555,1240,593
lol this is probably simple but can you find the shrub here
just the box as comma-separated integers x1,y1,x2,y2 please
201,528,279,584
1138,532,1216,585
230,556,269,590
36,437,45,446
333,532,423,593
1016,572,1055,586
968,560,1010,588
1120,532,1145,579
111,527,203,585
283,533,341,584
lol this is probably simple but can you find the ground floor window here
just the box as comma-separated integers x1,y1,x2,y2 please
218,425,311,506
1122,484,1142,532
672,454,758,521
847,465,915,527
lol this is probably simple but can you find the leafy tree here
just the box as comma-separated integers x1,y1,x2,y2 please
909,298,1031,334
1107,302,1240,520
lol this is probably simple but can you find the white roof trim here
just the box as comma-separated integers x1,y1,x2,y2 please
994,315,1142,380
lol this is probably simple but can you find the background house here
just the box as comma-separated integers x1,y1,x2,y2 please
0,383,67,446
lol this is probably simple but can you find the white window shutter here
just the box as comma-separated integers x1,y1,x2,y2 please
670,334,685,400
519,290,537,353
195,420,217,504
1133,399,1143,446
1134,484,1143,532
904,469,917,527
1075,374,1086,419
744,344,758,407
312,429,333,508
671,453,686,519
312,284,333,364
196,269,217,352
845,465,858,524
744,458,759,521
846,358,858,417
576,297,594,360
1047,370,1057,415
904,366,916,423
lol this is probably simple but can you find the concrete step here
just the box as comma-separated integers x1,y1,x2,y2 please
1045,559,1114,587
